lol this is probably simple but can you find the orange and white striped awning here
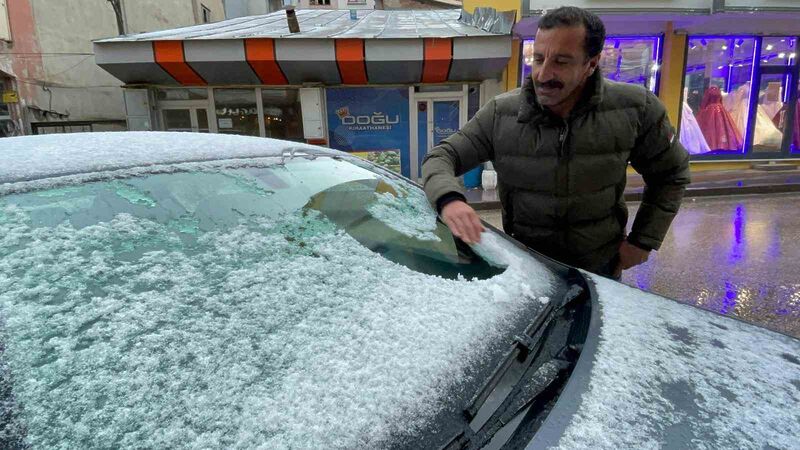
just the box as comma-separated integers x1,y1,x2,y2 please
94,10,512,86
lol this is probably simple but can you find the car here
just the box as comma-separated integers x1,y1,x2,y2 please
0,132,798,450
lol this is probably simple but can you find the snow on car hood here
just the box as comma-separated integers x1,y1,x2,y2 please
0,165,555,449
0,132,331,184
535,275,800,450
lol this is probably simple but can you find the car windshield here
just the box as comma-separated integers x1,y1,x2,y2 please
0,156,557,449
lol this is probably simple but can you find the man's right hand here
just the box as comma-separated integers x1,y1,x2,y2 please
441,200,485,244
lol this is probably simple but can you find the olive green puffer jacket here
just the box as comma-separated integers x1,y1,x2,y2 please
422,71,691,272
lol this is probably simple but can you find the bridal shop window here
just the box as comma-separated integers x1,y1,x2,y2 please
682,37,757,156
682,36,800,158
521,36,662,92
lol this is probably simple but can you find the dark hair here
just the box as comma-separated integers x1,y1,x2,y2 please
538,6,606,59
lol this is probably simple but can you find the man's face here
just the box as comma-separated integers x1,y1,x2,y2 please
532,25,600,108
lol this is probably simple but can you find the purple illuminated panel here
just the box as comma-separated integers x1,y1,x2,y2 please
520,35,662,93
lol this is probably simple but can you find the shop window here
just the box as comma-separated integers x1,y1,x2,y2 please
201,4,212,23
521,36,662,93
681,37,757,156
214,89,259,137
262,89,304,142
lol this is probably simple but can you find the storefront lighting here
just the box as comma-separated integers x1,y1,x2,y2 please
650,64,660,72
717,65,725,69
778,53,786,59
791,53,797,59
722,45,728,50
766,44,774,51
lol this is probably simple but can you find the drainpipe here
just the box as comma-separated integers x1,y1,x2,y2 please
107,0,126,35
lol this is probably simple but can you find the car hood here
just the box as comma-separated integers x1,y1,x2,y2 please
528,274,800,449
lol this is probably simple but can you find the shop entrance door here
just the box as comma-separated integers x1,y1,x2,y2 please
413,96,466,181
160,107,210,133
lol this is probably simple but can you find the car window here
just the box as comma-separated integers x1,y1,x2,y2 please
0,157,555,449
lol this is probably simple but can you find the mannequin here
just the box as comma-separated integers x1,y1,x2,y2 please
772,102,800,150
761,82,783,119
680,87,712,154
727,83,783,148
697,86,743,151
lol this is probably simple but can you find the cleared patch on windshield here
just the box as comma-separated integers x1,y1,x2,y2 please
111,181,156,207
555,276,800,449
0,163,555,449
366,177,440,242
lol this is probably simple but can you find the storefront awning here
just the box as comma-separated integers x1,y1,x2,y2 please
94,9,513,86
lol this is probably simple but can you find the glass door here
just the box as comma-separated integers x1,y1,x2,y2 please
414,97,465,180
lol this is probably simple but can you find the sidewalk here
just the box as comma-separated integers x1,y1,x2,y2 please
465,168,800,211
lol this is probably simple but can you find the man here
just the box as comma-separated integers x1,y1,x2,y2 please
422,6,690,279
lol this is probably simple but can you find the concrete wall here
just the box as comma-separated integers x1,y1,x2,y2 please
31,0,124,122
0,0,226,135
225,0,293,18
122,0,225,34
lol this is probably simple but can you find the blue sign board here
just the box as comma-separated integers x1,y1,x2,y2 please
326,87,410,177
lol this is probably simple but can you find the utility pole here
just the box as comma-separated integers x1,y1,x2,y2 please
107,0,125,35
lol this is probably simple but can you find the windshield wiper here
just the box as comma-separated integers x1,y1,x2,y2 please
439,269,589,450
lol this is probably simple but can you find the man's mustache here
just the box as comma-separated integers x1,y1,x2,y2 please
535,80,564,90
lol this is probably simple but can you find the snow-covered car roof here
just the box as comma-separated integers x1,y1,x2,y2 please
0,132,338,184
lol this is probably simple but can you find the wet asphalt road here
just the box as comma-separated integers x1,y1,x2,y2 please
479,193,800,338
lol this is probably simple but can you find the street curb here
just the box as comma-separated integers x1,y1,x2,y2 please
470,183,800,210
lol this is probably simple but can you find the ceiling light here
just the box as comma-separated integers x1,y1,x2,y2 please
722,45,728,50
766,44,774,51
779,53,786,58
791,53,797,59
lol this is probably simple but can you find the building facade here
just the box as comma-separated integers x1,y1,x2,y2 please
0,0,224,137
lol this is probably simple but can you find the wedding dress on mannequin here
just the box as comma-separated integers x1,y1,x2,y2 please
726,83,783,147
697,86,743,151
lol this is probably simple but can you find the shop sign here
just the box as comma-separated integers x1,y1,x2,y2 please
2,90,19,103
216,107,257,116
218,118,234,129
326,87,410,176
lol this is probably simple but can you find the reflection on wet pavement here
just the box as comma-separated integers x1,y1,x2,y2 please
624,193,800,338
479,193,800,338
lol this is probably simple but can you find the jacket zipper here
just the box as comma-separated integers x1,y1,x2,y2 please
558,121,570,158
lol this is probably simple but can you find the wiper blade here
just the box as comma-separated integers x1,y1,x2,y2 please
440,270,588,450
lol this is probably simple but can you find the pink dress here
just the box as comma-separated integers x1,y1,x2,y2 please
696,86,743,151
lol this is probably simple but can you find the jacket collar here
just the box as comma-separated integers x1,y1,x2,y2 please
517,69,605,123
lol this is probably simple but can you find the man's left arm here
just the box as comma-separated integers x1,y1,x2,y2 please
627,91,691,257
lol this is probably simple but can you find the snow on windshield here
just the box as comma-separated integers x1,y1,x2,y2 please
555,275,800,450
0,167,554,449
